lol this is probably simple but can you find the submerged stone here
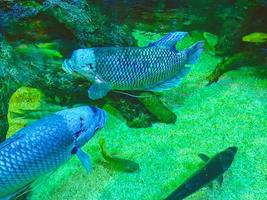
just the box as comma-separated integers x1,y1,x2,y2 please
203,32,218,53
7,87,67,138
138,92,177,124
207,50,267,85
106,93,156,128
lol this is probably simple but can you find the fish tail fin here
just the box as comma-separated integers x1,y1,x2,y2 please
99,138,111,160
185,41,204,64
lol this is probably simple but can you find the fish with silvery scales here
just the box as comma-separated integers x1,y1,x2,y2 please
63,32,204,100
0,106,106,200
165,146,237,200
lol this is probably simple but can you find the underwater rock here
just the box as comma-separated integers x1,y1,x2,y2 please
203,32,218,53
0,1,59,42
138,92,177,124
1,0,134,46
7,87,44,137
207,50,266,85
0,1,43,27
0,35,20,141
107,93,156,128
47,0,103,45
47,0,134,46
105,91,177,127
7,87,68,138
216,0,262,55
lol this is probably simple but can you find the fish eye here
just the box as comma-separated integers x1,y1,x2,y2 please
86,63,93,69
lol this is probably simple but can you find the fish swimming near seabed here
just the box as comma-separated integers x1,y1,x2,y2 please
242,32,267,43
165,146,238,200
0,106,106,200
63,32,204,100
99,138,140,173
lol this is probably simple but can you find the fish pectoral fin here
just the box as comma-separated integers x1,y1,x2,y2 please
198,153,210,162
88,81,112,100
148,32,188,51
216,175,224,187
76,148,92,173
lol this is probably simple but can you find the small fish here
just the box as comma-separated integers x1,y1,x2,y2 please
0,106,106,200
63,32,204,100
15,43,63,59
165,146,238,200
99,138,139,173
10,105,68,120
242,32,267,43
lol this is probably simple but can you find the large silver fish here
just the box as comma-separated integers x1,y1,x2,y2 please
0,106,106,200
63,32,204,100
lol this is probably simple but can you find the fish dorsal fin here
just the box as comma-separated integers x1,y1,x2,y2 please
148,32,188,50
99,138,110,158
147,66,191,92
198,153,210,162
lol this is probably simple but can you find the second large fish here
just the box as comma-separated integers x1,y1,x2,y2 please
63,32,204,100
0,106,106,200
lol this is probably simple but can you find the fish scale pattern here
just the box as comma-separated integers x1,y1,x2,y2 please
0,115,74,197
94,47,186,90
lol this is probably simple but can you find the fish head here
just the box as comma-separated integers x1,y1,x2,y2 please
220,146,238,171
56,106,107,147
62,48,97,80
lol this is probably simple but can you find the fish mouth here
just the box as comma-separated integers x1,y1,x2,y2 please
62,59,74,74
227,146,238,155
89,106,107,130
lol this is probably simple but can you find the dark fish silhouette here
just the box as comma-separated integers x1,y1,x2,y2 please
165,146,238,200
